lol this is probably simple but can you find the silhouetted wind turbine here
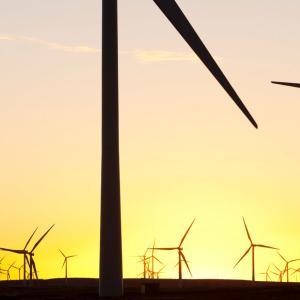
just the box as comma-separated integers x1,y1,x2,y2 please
101,1,257,296
136,249,150,279
27,225,55,281
0,257,5,269
292,268,300,282
0,268,6,280
5,262,15,280
234,217,278,281
277,252,300,282
12,265,23,280
272,81,300,88
151,265,166,279
151,219,195,280
146,241,163,279
0,225,54,282
271,264,283,282
59,249,77,280
258,264,271,282
0,227,38,281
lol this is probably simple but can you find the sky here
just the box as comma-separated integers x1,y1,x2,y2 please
0,0,300,281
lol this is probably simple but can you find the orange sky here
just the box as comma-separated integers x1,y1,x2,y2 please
1,0,300,281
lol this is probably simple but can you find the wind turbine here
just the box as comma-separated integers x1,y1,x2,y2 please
258,264,271,282
136,249,150,279
59,249,77,280
0,225,54,282
0,268,6,280
147,241,163,279
27,224,55,281
234,217,278,281
272,81,300,88
277,252,300,282
12,265,23,280
0,257,5,269
101,1,257,296
270,264,283,282
0,227,37,281
291,268,300,282
151,265,166,279
151,219,195,280
5,262,15,280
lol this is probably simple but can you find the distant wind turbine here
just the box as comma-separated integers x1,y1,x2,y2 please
4,262,15,280
277,252,300,282
101,1,257,296
136,249,149,279
151,265,166,279
12,265,23,280
59,249,77,280
151,219,195,280
234,217,278,281
147,241,163,279
270,264,283,282
258,264,271,282
272,81,300,88
0,268,6,279
0,257,5,269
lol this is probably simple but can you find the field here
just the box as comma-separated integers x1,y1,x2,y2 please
0,278,300,299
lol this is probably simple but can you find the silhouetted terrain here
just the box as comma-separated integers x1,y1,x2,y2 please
0,278,300,299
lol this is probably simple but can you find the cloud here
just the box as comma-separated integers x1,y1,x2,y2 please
0,34,99,54
0,34,213,63
134,49,198,63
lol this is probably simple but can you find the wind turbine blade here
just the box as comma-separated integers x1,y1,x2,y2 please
24,227,38,250
152,240,155,256
59,249,66,258
277,252,287,263
271,81,300,88
68,255,77,259
0,248,24,254
62,259,66,269
180,252,192,277
25,254,30,267
32,259,38,280
179,219,195,247
242,217,252,244
153,0,257,128
233,246,252,268
31,224,55,252
153,256,163,264
158,265,166,273
149,247,177,250
292,268,300,275
289,258,300,263
273,264,281,272
9,261,16,269
255,244,278,250
270,270,279,276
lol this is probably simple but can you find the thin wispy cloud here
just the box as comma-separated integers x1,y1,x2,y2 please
0,34,207,63
0,34,99,54
134,49,198,63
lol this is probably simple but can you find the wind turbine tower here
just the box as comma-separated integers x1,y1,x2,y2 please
101,1,257,296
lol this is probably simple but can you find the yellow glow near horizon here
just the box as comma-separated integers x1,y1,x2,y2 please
1,0,300,282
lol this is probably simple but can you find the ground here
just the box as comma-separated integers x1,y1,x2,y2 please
0,278,300,299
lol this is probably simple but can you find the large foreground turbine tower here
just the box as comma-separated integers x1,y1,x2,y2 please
101,1,257,297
